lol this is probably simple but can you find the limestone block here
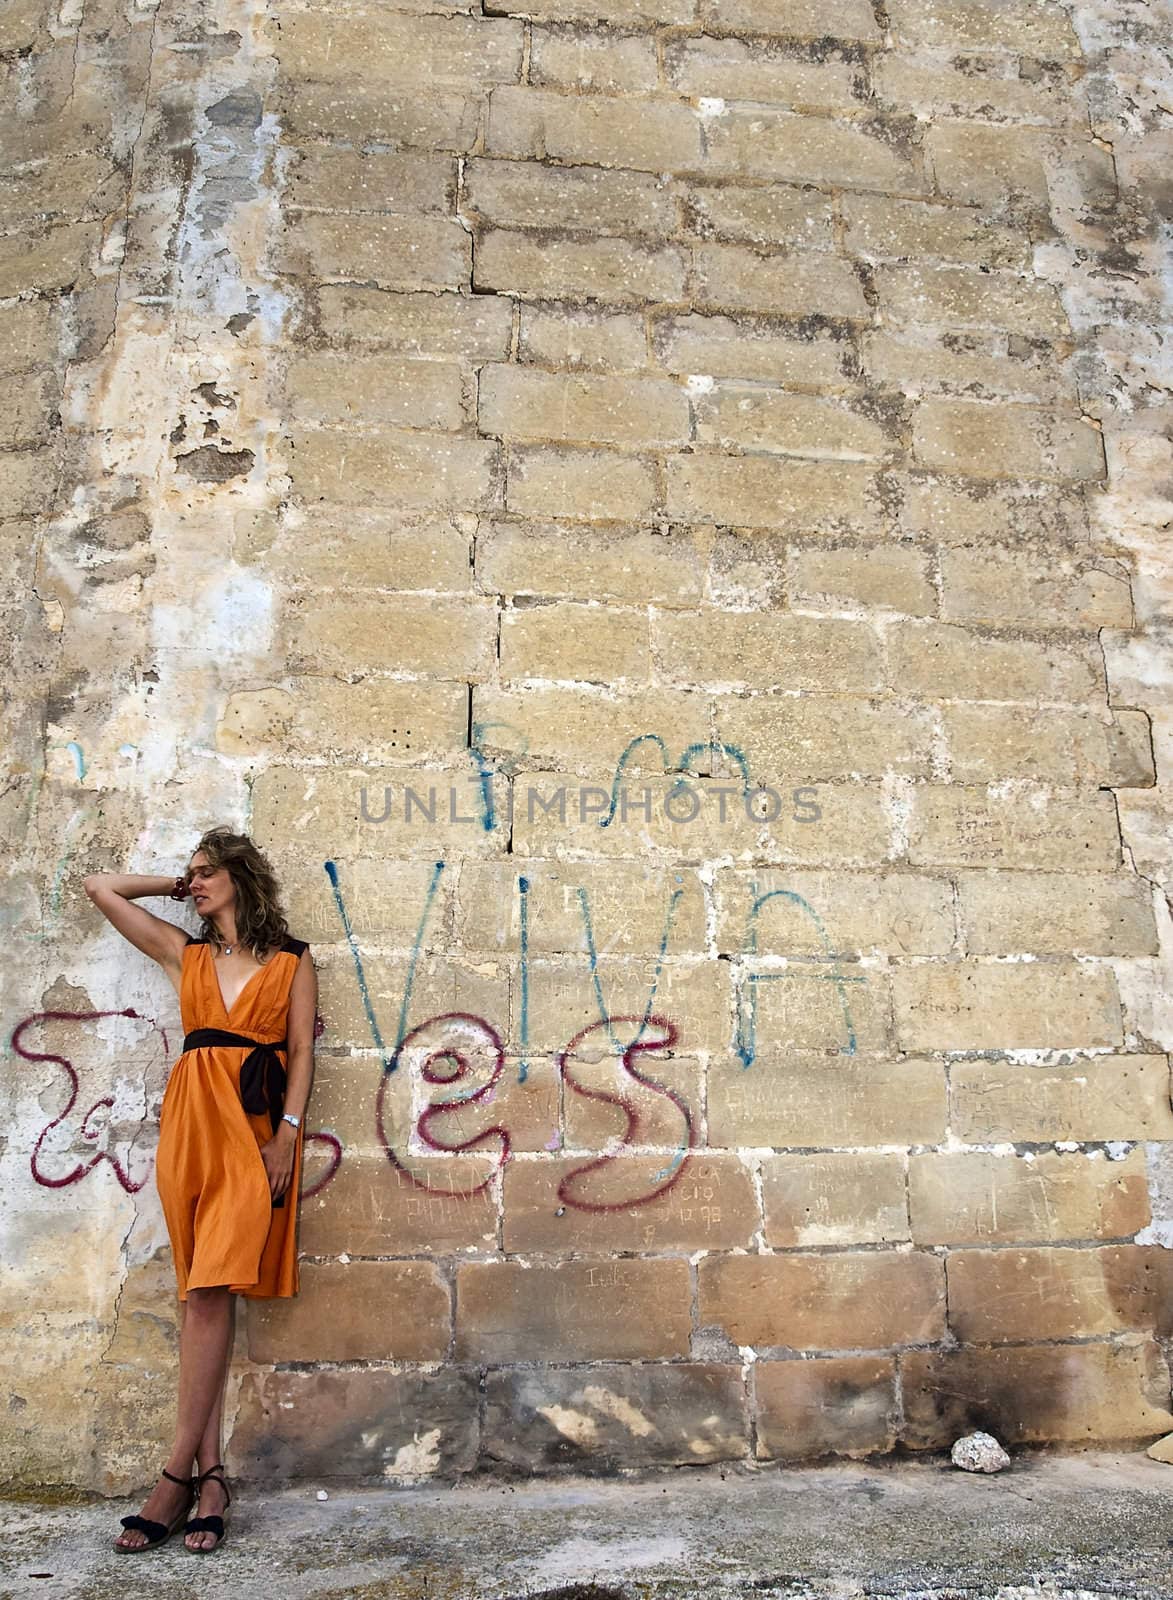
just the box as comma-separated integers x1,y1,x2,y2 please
563,1055,705,1149
518,956,731,1051
286,354,469,430
235,510,473,591
951,1056,1173,1143
510,768,895,866
284,678,471,763
901,1343,1173,1450
755,1357,897,1460
0,222,99,297
487,85,703,173
280,83,481,150
476,227,686,304
892,960,1123,1052
455,1259,692,1360
251,765,507,860
667,40,859,110
713,868,956,956
470,683,710,769
878,265,1069,336
279,12,524,87
484,1365,749,1469
285,148,457,215
0,301,57,375
507,445,658,520
530,25,660,93
690,242,868,318
711,692,935,780
653,312,851,385
908,1150,1150,1246
518,308,648,372
885,0,1080,55
701,0,879,38
886,620,1105,701
313,287,513,359
464,157,676,236
927,124,1051,206
499,601,651,681
703,110,923,193
913,400,1105,482
707,1054,947,1148
942,705,1155,787
873,58,1072,125
278,593,496,678
946,1246,1159,1343
0,370,59,449
698,1251,945,1349
693,387,889,459
488,0,694,22
480,365,689,448
288,427,500,511
787,541,936,614
939,545,1132,629
862,328,1072,404
664,456,880,530
955,870,1158,956
908,788,1121,870
300,1152,498,1255
896,477,1088,544
283,856,457,947
0,447,58,516
230,1368,479,1479
842,193,1030,268
281,214,470,292
475,520,706,604
457,860,707,954
503,1154,759,1252
652,612,882,691
762,1152,909,1246
247,1261,450,1362
683,180,838,249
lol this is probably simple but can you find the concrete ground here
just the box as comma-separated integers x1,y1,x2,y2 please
1,1453,1171,1600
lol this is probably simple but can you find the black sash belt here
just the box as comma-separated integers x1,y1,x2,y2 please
182,1028,289,1208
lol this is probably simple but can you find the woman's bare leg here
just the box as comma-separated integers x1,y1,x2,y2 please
114,1286,234,1550
185,1295,236,1550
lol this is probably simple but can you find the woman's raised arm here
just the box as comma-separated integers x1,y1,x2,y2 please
83,872,192,972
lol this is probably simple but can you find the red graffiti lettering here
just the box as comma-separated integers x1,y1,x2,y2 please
376,1012,509,1197
13,1008,160,1193
557,1015,692,1210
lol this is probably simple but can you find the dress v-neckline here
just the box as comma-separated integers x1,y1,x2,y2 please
205,943,269,1022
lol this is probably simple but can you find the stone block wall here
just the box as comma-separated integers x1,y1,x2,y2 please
2,0,1172,1486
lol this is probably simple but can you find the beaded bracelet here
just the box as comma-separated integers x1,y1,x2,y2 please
169,875,189,901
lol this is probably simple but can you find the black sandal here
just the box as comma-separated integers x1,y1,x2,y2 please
184,1463,231,1553
114,1468,195,1553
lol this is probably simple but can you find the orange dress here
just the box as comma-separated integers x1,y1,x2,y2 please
156,934,308,1300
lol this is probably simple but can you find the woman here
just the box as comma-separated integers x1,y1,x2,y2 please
84,825,316,1554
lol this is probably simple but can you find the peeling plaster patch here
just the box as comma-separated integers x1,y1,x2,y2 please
537,1404,601,1449
1134,1141,1173,1249
385,1428,443,1478
581,1385,657,1438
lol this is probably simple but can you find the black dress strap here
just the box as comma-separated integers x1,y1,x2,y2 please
282,934,309,957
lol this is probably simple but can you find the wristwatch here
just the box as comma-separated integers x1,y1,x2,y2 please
281,1112,301,1130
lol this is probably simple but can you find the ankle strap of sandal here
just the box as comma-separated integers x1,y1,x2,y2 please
162,1468,194,1488
197,1464,231,1504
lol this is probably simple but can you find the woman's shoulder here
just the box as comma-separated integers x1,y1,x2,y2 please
280,933,311,958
